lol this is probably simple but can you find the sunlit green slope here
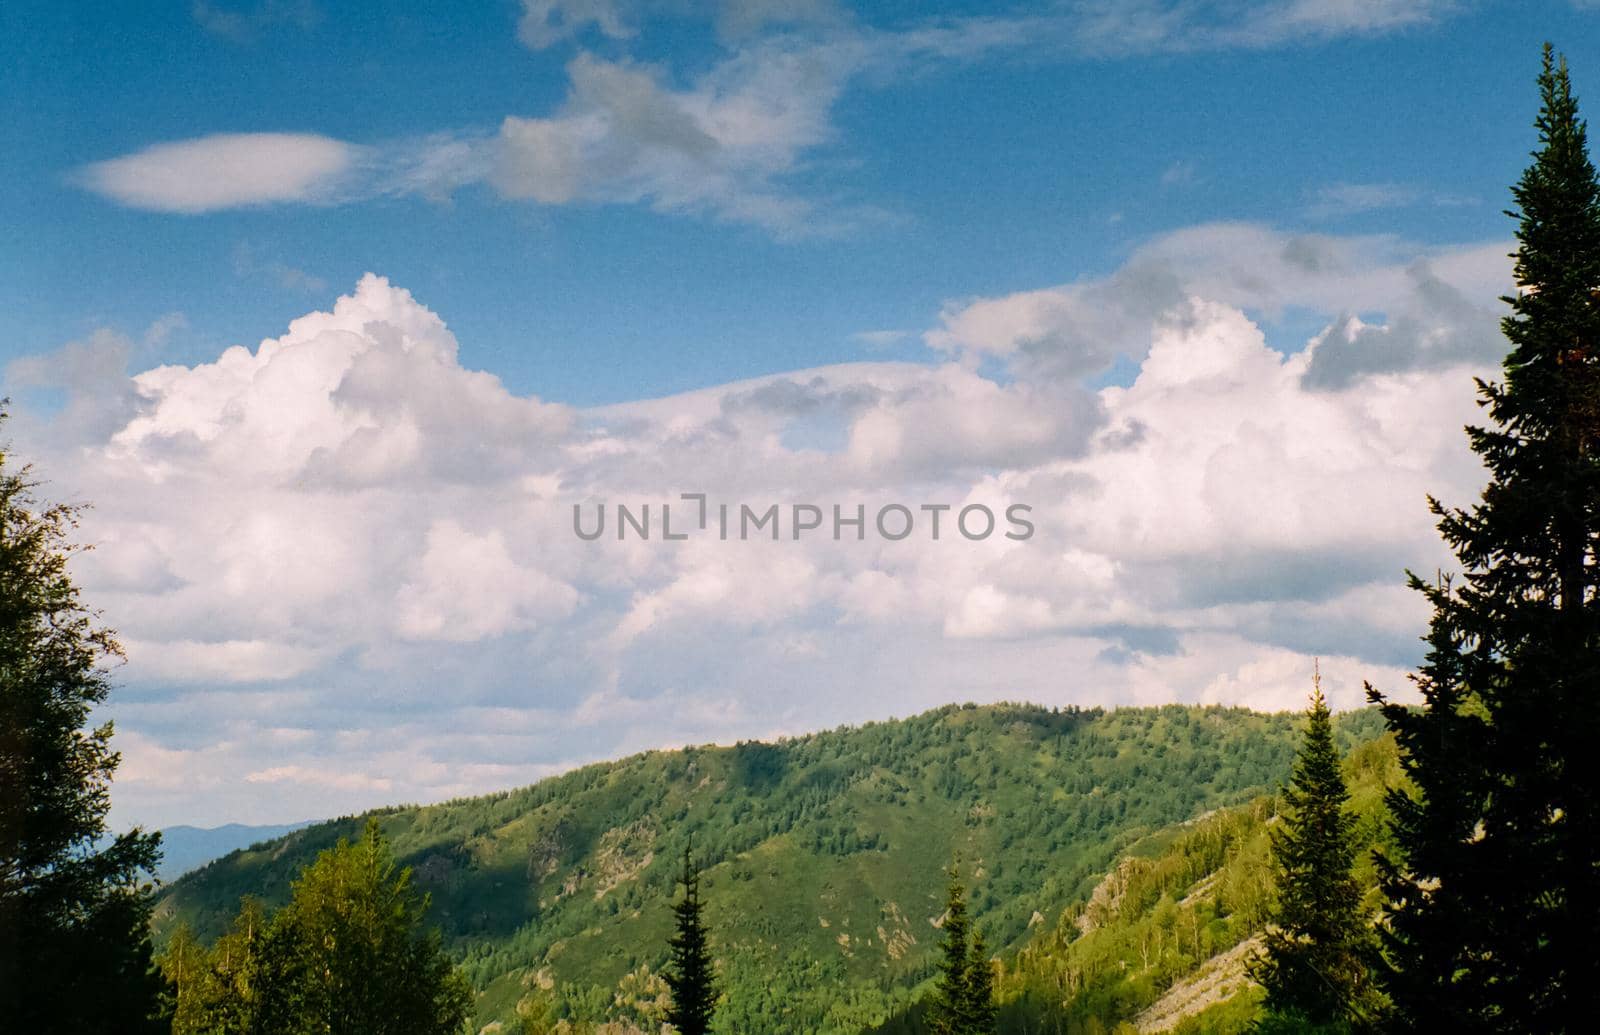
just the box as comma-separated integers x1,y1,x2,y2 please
156,702,1387,1033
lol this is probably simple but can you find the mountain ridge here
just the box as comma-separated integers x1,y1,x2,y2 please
154,822,317,882
156,700,1389,1033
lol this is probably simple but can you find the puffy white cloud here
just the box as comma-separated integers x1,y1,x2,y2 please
76,133,358,213
244,765,393,793
11,221,1511,826
929,223,1511,386
396,521,580,642
123,638,325,683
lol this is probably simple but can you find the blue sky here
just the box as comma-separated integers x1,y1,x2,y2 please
5,1,1593,404
3,1,1597,827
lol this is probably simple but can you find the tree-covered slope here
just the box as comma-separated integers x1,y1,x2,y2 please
155,702,1386,1033
917,728,1401,1035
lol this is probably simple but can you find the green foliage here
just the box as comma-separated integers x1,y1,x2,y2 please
1249,679,1378,1028
161,819,472,1034
930,866,974,1035
665,846,718,1034
158,703,1386,1033
0,424,168,1031
875,730,1402,1035
967,931,997,1034
928,866,997,1035
1370,45,1600,1033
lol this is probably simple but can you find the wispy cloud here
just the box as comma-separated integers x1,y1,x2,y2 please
192,0,321,43
518,0,636,49
517,0,844,50
1160,160,1196,187
79,2,1469,234
852,329,908,348
1305,180,1478,219
491,47,864,236
1067,0,1457,55
232,241,327,294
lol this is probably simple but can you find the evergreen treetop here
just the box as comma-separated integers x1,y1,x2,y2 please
928,864,997,1035
1252,670,1375,1031
1373,44,1600,1032
665,844,718,1035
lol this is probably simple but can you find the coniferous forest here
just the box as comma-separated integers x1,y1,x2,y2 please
2,44,1598,1035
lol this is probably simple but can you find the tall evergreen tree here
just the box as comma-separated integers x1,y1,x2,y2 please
929,865,973,1035
1370,45,1600,1033
1251,671,1375,1032
928,865,994,1035
965,928,998,1035
664,845,717,1035
0,420,169,1032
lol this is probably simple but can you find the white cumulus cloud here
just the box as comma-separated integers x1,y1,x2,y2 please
6,222,1513,827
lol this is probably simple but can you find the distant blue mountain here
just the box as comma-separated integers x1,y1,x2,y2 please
156,822,316,881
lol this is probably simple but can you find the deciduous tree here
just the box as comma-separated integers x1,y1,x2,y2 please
0,419,168,1031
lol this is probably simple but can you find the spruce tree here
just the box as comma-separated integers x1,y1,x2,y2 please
1251,673,1374,1031
0,421,169,1031
929,864,981,1035
1367,583,1488,1030
965,928,998,1035
664,845,717,1035
1370,45,1600,1033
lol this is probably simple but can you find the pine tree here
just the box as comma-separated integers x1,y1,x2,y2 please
1370,45,1600,1033
0,419,169,1031
664,845,717,1035
929,864,983,1035
965,928,998,1035
1251,671,1375,1031
1367,583,1488,1030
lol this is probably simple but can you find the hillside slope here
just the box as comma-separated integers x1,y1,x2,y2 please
993,730,1400,1034
156,702,1387,1033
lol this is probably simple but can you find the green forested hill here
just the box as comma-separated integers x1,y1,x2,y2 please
874,727,1403,1035
155,702,1387,1033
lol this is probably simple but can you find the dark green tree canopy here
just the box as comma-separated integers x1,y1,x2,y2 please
1373,45,1600,1033
1251,675,1376,1032
928,864,997,1035
664,845,718,1035
0,419,167,1031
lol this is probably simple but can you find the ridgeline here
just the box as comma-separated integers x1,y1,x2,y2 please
156,702,1389,1033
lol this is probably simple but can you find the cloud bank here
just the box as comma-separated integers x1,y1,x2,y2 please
5,221,1513,826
